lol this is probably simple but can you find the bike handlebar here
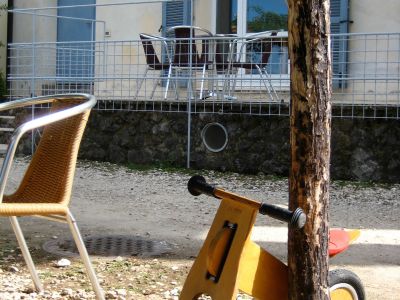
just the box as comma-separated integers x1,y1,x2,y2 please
188,175,218,197
259,204,306,229
188,175,306,229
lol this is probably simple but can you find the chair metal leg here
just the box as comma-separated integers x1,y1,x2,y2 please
172,74,179,100
66,211,104,300
263,69,280,102
164,65,173,100
176,70,182,100
9,216,43,292
134,68,148,100
256,65,279,102
150,77,160,100
208,65,217,99
224,67,239,100
199,64,207,100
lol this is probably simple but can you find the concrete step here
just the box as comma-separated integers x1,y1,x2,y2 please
0,115,15,134
0,115,15,120
0,127,14,132
0,144,8,154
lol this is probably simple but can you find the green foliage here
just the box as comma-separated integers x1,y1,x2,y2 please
0,4,7,47
0,3,8,98
248,6,288,32
0,71,6,98
0,4,7,12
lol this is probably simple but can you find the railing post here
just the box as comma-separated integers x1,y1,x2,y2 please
186,0,194,169
31,10,37,154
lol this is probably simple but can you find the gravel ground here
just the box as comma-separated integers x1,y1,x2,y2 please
0,158,399,299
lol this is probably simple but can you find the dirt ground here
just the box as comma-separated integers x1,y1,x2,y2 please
0,158,399,299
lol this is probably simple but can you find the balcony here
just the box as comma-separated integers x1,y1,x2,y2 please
7,32,400,119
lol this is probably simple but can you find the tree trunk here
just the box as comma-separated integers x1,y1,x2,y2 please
287,0,332,299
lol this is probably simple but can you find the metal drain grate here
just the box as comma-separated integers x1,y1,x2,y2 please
43,235,172,257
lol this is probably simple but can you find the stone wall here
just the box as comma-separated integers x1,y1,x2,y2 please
12,107,400,183
78,110,400,182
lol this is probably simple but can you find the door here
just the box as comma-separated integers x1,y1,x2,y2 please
57,0,96,83
217,0,289,83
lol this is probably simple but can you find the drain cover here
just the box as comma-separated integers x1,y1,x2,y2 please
43,235,172,257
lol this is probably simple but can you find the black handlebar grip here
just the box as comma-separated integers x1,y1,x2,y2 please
259,203,306,229
188,175,218,197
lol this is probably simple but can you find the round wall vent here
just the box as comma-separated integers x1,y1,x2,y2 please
201,122,228,152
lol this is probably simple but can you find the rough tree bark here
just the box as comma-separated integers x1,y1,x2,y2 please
287,0,332,299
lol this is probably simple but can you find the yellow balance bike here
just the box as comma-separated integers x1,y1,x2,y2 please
180,175,365,300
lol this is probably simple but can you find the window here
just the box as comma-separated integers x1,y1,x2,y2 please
216,0,349,84
217,0,289,80
216,0,288,34
246,0,288,33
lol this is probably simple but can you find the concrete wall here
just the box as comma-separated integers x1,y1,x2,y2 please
194,0,214,32
9,1,58,96
10,0,214,42
96,0,162,40
12,0,57,43
337,1,400,103
349,0,400,34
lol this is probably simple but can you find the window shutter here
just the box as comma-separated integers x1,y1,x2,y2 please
162,0,191,36
330,0,349,88
160,1,192,87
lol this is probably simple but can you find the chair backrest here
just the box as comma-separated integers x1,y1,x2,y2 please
168,26,213,67
232,31,278,70
140,33,162,69
215,34,237,70
5,98,91,206
173,27,200,66
260,31,278,67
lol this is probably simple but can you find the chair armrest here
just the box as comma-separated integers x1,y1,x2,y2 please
140,33,173,64
161,39,173,64
229,33,278,65
0,94,96,202
166,25,213,37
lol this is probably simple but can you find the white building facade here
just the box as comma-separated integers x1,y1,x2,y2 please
7,0,400,111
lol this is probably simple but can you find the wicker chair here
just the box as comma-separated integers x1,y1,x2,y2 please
0,94,104,300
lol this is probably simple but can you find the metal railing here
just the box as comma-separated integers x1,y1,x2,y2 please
7,32,400,119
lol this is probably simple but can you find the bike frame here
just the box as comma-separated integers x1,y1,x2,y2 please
180,176,361,300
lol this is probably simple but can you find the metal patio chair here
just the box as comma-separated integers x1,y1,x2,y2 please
214,33,238,97
166,26,214,100
0,94,104,300
225,31,281,102
136,33,176,100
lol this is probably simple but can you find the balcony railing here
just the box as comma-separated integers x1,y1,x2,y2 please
6,32,400,119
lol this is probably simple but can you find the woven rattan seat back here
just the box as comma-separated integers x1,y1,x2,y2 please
4,99,89,206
